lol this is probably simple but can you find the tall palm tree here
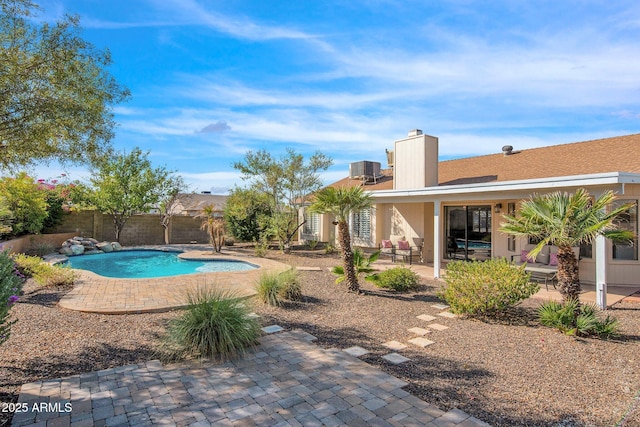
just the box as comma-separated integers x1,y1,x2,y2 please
309,186,373,293
500,189,635,302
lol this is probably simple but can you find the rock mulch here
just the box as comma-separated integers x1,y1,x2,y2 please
1,247,639,427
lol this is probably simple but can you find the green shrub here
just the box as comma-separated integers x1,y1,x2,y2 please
0,172,48,236
278,268,302,301
1,250,24,345
159,289,260,362
538,299,619,338
373,267,420,292
438,258,539,316
324,243,336,254
13,254,75,287
255,271,282,306
254,236,269,258
306,239,319,250
255,269,303,305
26,241,56,257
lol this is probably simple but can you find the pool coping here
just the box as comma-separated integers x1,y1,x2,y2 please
54,246,291,314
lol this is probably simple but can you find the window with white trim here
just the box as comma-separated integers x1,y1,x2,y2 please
612,199,638,260
303,212,320,235
352,208,371,240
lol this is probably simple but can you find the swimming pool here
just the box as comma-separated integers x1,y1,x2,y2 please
65,250,258,279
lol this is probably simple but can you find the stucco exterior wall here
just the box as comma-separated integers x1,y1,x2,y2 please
393,133,438,190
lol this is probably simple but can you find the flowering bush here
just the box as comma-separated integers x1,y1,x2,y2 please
1,250,24,345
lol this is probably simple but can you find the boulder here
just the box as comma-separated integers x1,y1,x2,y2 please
87,238,99,244
111,242,122,251
96,242,113,252
59,247,74,256
70,244,85,255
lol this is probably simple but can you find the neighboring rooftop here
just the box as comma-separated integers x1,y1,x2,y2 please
173,193,228,216
330,133,640,190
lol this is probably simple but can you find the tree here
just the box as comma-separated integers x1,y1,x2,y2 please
223,187,272,242
0,172,48,235
0,0,130,170
158,177,187,244
88,148,181,242
309,186,373,293
233,148,332,252
200,205,225,252
500,189,635,302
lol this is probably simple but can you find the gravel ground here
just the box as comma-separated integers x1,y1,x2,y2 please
1,247,639,427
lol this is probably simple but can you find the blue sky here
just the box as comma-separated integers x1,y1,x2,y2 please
32,0,640,193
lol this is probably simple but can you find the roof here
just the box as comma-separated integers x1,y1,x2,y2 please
329,133,640,191
174,193,228,214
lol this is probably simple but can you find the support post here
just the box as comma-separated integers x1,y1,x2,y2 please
433,200,441,278
595,234,607,309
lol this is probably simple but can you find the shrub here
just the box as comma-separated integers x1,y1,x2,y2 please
1,250,24,345
26,241,57,257
0,172,48,236
306,239,319,250
278,268,302,301
538,299,619,338
324,243,336,254
438,258,539,316
255,269,303,306
254,236,269,258
331,249,379,284
373,267,420,292
13,254,75,287
255,271,282,306
159,288,260,362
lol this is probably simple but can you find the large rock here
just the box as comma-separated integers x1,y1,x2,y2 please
111,242,122,251
59,247,74,256
70,244,85,255
96,242,113,252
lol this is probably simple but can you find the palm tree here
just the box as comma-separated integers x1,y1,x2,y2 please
309,186,373,293
500,189,635,302
199,205,225,253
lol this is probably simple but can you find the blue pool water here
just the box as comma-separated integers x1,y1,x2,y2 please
65,250,257,279
456,239,491,249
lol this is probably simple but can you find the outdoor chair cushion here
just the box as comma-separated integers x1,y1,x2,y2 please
397,240,410,250
381,239,393,248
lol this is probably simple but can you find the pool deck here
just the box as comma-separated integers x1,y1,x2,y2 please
56,248,290,314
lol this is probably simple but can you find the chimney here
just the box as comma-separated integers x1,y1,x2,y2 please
502,145,513,156
393,129,438,190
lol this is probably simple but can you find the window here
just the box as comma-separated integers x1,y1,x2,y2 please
303,212,320,235
352,208,371,240
612,199,638,260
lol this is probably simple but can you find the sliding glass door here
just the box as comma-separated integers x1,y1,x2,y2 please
445,205,492,260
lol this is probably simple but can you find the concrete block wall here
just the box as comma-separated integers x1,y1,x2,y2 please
44,211,212,245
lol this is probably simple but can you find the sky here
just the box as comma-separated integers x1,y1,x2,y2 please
30,0,640,194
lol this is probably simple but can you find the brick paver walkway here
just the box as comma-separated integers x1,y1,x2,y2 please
55,249,290,314
12,330,490,426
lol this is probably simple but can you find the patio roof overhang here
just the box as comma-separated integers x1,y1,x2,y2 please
369,172,640,203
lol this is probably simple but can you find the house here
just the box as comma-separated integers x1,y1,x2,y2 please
302,130,640,307
170,193,228,217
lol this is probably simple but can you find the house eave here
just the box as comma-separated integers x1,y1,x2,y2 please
369,172,640,202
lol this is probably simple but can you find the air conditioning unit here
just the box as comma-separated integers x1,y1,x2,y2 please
349,161,381,183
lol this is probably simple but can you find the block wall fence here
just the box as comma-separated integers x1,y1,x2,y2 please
42,211,211,246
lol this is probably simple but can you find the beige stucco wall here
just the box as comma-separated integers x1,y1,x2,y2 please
393,133,438,190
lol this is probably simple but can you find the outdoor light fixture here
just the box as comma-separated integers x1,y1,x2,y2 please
494,203,502,213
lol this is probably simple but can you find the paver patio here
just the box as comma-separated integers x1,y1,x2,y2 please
11,330,491,427
54,248,290,314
